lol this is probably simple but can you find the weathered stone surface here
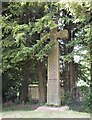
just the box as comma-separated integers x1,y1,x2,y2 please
41,29,68,106
41,29,68,40
47,40,60,106
50,29,68,40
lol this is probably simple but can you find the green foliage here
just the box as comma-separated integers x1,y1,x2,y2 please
61,91,72,106
76,86,91,112
2,2,91,106
2,2,59,72
45,103,59,107
81,90,92,112
63,2,91,64
2,2,60,102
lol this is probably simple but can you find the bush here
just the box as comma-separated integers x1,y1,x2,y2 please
61,87,91,112
82,90,92,112
61,91,72,106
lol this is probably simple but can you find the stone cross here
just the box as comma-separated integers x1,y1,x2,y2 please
41,29,68,106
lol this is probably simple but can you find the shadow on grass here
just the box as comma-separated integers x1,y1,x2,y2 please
69,101,91,113
2,103,43,112
2,101,91,114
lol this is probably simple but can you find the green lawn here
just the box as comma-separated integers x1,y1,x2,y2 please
1,105,90,118
2,110,90,118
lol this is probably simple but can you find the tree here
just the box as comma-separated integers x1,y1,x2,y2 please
2,2,91,107
2,2,58,103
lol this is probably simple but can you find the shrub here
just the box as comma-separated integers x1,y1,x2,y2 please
82,90,92,112
61,91,72,106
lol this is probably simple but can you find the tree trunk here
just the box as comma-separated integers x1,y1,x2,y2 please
20,61,30,103
69,61,76,101
90,41,92,112
90,41,92,86
74,63,79,101
67,29,76,101
64,61,70,92
38,61,46,103
64,45,70,92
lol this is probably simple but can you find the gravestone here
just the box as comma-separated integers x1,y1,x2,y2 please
41,29,68,106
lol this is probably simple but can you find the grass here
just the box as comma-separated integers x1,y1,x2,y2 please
1,104,91,118
2,110,90,118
